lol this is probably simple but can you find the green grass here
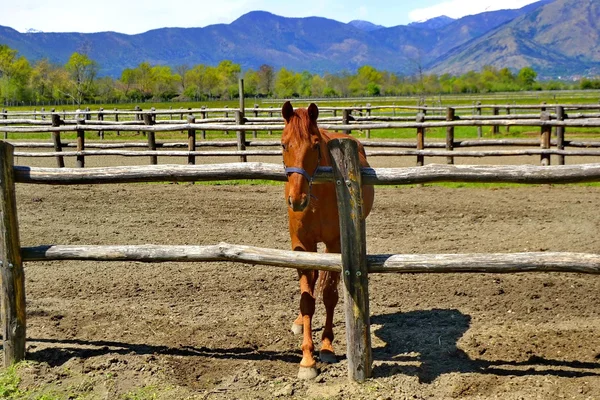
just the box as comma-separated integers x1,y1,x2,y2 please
0,362,63,400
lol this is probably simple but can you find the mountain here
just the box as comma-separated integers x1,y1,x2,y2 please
429,0,600,76
1,0,597,77
408,16,455,30
348,20,385,32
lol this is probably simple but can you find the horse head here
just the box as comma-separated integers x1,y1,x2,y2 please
281,101,322,212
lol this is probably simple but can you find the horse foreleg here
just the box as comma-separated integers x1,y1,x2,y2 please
320,241,341,364
297,268,319,379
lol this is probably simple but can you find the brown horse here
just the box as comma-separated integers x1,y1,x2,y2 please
281,101,374,379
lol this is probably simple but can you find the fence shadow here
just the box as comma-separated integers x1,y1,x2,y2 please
9,309,600,383
22,338,300,367
371,309,600,383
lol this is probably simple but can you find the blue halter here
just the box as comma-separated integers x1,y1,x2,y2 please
283,145,321,200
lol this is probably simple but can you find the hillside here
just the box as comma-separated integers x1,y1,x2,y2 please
1,0,597,77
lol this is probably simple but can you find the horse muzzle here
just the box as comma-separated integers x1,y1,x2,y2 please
288,194,309,212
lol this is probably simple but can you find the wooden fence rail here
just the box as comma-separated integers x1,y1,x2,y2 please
2,140,600,381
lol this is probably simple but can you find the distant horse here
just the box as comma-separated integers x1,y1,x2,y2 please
281,101,374,379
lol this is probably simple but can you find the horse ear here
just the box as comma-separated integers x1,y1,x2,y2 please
282,101,294,122
308,103,319,122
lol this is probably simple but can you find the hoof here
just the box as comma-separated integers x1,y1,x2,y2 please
291,323,303,335
298,366,319,380
319,350,338,364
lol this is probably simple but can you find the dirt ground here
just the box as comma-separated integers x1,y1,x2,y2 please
5,149,600,399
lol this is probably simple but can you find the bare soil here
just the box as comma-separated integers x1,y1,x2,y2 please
6,152,600,399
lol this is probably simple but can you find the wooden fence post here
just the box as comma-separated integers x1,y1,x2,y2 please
268,107,274,135
446,107,455,165
0,142,26,367
365,104,371,139
98,107,104,139
506,106,511,134
76,118,85,168
476,102,482,138
253,104,259,139
114,108,120,136
224,106,229,135
201,106,207,140
135,106,143,137
540,111,551,166
342,109,351,134
51,114,65,168
236,110,247,163
416,113,425,167
556,106,565,165
328,138,371,382
143,111,157,165
187,114,196,165
3,109,7,140
492,106,499,135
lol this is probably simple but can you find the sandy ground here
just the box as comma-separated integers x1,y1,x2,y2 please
4,146,600,399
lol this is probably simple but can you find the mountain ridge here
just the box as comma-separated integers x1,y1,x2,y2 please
1,0,598,78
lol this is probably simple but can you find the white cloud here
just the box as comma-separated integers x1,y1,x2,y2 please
409,0,539,22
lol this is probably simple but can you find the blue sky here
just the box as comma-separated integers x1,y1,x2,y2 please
3,0,541,34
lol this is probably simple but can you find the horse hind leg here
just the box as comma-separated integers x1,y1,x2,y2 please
320,242,341,364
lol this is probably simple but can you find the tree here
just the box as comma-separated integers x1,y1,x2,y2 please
63,52,97,105
0,44,31,104
216,60,241,99
274,67,300,98
518,67,537,89
257,64,275,96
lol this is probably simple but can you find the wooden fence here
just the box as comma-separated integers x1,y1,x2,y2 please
2,105,600,168
2,139,600,382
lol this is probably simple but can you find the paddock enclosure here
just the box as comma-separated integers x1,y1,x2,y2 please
1,96,600,397
6,162,600,399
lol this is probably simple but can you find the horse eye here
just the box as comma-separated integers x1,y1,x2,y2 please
313,142,319,150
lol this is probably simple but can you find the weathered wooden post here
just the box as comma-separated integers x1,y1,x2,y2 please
114,108,120,136
328,138,371,382
476,101,482,138
143,111,157,165
76,117,85,168
269,106,274,135
0,142,26,366
187,114,196,165
135,106,143,137
492,106,499,135
236,110,247,163
446,107,455,165
85,107,91,121
342,109,351,135
416,112,425,167
224,106,230,135
253,104,259,139
556,106,565,165
201,106,207,140
333,109,338,132
365,104,371,139
540,111,551,166
51,114,65,168
98,107,104,139
3,109,7,140
505,106,511,134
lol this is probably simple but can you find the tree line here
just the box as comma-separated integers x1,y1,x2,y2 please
0,44,597,106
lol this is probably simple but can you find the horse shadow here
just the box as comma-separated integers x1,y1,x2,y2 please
371,309,600,383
